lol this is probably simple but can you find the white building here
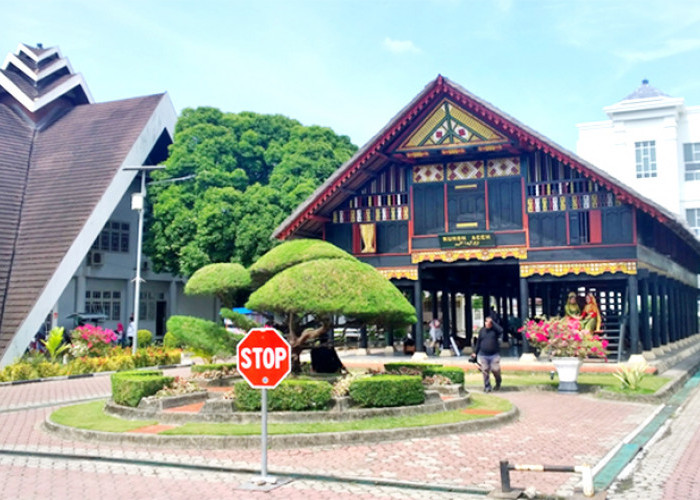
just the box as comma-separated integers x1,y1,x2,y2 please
577,79,700,236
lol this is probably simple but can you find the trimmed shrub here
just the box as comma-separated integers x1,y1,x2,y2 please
349,375,424,408
7,362,36,381
191,362,237,374
36,361,63,378
219,309,259,331
111,370,174,407
423,366,465,385
163,332,181,349
137,329,153,346
384,362,442,376
233,379,333,411
167,315,242,358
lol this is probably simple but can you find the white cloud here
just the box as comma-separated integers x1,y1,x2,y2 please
383,37,422,55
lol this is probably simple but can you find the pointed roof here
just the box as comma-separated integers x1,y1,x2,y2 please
622,79,668,101
273,75,700,256
0,43,92,115
0,44,176,364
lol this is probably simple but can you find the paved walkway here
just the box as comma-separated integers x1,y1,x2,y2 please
0,351,699,499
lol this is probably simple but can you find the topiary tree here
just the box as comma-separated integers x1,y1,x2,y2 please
248,238,357,287
246,252,416,371
184,263,252,308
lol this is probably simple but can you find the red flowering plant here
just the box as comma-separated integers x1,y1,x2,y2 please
519,316,608,360
69,324,118,358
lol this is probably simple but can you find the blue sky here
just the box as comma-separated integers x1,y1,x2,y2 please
4,0,700,151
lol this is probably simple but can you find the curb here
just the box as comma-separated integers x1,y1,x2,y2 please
43,405,519,449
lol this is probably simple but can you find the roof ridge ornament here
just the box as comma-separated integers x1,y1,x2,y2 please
0,43,93,115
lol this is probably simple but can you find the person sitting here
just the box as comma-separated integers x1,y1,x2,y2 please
581,293,602,332
564,292,581,319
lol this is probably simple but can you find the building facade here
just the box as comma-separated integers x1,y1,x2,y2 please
275,76,700,360
0,44,214,366
577,80,700,236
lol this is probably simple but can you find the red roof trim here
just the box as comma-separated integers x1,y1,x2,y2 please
279,77,675,240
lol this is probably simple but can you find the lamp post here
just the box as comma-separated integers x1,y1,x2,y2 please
124,167,195,354
124,166,165,354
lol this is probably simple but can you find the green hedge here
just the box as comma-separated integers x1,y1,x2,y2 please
191,362,237,373
111,370,174,407
423,365,465,385
384,362,442,375
233,379,333,411
349,375,424,408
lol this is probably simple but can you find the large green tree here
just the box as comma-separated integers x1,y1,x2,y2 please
145,108,357,276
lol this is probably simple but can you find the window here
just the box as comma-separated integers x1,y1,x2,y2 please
92,221,129,252
138,291,165,321
684,143,700,181
687,208,700,237
635,141,657,178
85,290,121,320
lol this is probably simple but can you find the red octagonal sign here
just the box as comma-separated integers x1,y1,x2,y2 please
237,328,291,389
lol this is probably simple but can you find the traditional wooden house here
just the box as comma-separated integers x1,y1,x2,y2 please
274,76,700,360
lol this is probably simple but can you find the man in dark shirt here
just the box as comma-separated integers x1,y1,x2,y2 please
471,316,503,392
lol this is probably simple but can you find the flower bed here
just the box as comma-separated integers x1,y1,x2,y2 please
0,347,182,382
519,316,608,360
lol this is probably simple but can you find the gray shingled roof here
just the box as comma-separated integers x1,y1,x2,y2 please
0,43,172,359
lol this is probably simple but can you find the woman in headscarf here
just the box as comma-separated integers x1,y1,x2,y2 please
564,292,581,319
581,293,602,332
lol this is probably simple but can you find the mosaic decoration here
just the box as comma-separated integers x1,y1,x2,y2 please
446,161,485,180
398,99,507,153
526,192,619,213
411,247,527,264
519,260,637,278
412,164,444,183
487,157,520,177
377,267,418,281
333,206,409,223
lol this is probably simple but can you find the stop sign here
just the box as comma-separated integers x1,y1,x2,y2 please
237,327,291,388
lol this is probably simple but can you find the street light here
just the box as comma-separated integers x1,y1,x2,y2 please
124,166,164,354
123,167,195,354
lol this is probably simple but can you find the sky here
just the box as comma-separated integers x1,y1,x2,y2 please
4,0,700,152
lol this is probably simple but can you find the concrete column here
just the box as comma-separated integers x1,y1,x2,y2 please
659,279,669,345
628,275,640,355
650,277,660,348
519,277,530,353
441,290,451,350
413,278,424,352
640,277,651,351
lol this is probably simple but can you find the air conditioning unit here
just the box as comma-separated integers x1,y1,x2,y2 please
89,251,103,266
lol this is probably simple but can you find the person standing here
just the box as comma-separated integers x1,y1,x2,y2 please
126,315,135,348
471,316,504,392
115,322,124,347
428,318,443,356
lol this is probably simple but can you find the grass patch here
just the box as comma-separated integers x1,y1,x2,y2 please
464,371,669,395
50,400,156,432
160,392,511,436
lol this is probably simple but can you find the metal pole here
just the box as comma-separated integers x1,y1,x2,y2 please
499,460,511,492
132,173,145,355
261,388,268,479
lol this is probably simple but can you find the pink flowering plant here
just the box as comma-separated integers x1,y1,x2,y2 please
519,316,608,360
69,324,118,358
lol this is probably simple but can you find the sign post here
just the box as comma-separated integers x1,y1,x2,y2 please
237,327,291,484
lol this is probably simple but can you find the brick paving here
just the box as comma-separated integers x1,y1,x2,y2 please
607,377,700,500
0,360,699,498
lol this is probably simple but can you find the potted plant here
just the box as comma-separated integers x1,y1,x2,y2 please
519,317,608,392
